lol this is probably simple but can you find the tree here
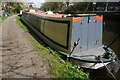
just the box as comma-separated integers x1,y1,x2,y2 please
40,2,94,13
40,2,66,12
2,2,24,14
86,2,93,11
64,2,91,13
105,2,109,11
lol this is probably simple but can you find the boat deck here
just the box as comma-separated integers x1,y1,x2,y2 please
72,46,105,59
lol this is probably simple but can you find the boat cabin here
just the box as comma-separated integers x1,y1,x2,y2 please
21,12,104,57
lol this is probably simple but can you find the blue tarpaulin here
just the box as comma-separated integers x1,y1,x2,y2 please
3,12,9,17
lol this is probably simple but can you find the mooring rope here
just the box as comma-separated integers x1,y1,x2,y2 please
69,38,80,57
99,57,117,80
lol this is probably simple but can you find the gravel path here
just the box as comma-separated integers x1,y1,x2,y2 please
1,15,50,78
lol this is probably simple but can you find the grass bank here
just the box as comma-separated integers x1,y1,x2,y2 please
16,16,28,32
0,16,7,23
16,15,90,80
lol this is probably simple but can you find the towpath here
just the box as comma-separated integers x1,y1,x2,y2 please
1,15,50,78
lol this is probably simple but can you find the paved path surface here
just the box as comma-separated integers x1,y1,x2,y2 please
1,15,50,78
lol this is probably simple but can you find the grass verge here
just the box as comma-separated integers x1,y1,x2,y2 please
16,16,28,32
0,16,7,20
0,13,17,23
0,16,7,23
16,15,90,80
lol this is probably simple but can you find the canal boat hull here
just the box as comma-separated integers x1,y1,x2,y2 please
21,12,119,74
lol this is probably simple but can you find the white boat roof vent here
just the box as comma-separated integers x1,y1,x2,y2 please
46,11,53,14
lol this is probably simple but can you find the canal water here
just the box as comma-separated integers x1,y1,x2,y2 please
103,14,120,79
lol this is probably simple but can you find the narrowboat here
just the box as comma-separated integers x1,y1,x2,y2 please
21,11,119,74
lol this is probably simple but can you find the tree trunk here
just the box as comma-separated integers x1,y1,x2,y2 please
105,2,109,11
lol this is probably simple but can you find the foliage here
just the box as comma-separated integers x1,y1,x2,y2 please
2,2,23,14
64,2,93,14
40,2,66,12
51,61,89,79
40,2,94,13
40,2,120,13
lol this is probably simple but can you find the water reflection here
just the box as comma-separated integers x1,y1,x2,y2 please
103,14,120,79
103,15,120,59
